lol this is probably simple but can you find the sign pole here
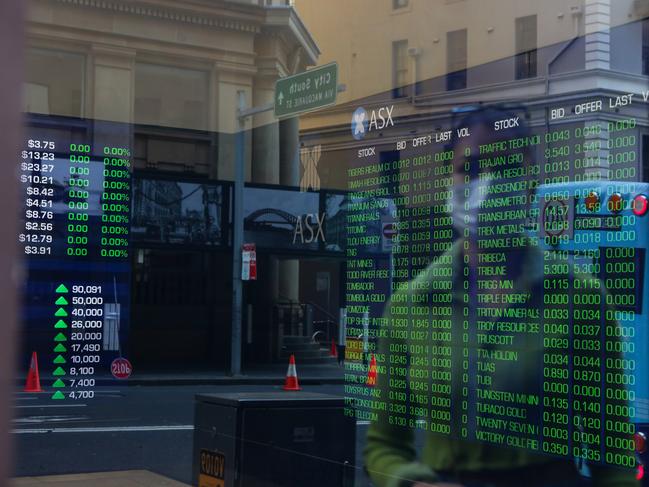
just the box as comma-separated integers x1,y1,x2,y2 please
230,91,247,376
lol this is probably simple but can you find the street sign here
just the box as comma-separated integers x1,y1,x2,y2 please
381,220,397,252
274,62,338,118
241,243,257,281
111,357,132,379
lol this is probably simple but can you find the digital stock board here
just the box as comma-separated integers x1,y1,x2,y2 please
342,94,649,472
19,115,132,401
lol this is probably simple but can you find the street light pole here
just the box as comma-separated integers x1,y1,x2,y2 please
230,93,274,376
229,91,247,376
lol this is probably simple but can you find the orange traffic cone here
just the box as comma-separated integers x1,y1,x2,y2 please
330,338,338,358
366,354,377,387
283,354,301,391
24,351,43,392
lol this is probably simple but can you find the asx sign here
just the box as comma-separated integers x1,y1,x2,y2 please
351,105,395,140
293,213,326,245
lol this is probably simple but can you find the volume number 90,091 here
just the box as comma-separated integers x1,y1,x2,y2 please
72,285,102,294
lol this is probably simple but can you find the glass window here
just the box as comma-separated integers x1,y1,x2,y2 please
643,17,649,75
12,2,649,487
446,28,467,90
134,63,208,130
392,40,409,98
23,48,84,117
515,14,538,79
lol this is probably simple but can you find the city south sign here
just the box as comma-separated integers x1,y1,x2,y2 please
274,62,338,118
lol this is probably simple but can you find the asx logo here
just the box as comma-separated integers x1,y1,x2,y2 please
300,145,321,192
351,105,395,140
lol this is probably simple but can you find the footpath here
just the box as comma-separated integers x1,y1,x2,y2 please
11,470,189,486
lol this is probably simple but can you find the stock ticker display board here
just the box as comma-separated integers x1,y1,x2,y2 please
19,115,132,401
343,95,649,470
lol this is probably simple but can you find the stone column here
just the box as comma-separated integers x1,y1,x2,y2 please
280,117,300,187
585,0,611,71
214,68,253,182
278,116,301,304
251,77,280,184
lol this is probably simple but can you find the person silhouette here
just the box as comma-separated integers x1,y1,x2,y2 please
363,107,638,487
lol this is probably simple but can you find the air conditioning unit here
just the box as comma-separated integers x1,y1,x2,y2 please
408,47,422,57
570,5,583,16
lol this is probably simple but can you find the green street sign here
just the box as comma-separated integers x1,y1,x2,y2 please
274,62,338,118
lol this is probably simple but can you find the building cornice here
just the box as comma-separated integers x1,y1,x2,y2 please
51,0,262,34
262,6,320,67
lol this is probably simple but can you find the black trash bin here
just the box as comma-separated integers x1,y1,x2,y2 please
192,392,356,487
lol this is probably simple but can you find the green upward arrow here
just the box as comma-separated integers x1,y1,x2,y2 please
52,367,66,376
55,284,69,293
55,296,69,306
51,391,65,400
53,344,67,353
53,355,66,364
54,308,68,317
54,320,68,329
54,333,67,342
52,379,65,388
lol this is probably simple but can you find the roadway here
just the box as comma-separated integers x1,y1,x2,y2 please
12,384,381,486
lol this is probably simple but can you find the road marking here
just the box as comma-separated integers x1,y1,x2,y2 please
14,404,87,409
13,415,88,424
12,424,195,434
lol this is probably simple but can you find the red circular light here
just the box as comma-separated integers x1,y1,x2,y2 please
585,191,600,212
607,193,624,213
635,432,647,453
633,194,648,216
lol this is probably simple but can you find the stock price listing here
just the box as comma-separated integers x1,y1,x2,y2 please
343,96,649,471
19,116,132,402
